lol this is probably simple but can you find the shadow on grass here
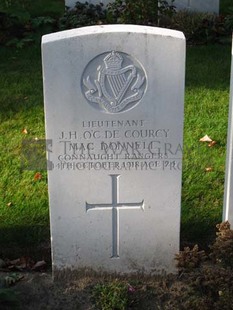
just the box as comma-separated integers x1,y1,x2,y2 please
181,216,220,251
186,44,231,91
0,225,51,262
0,45,43,123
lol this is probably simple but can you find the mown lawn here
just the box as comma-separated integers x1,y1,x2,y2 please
0,46,49,258
0,42,231,258
28,0,64,18
220,0,232,14
182,44,231,246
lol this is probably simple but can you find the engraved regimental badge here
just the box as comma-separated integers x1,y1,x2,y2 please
81,51,147,114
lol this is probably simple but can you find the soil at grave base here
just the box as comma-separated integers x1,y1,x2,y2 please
1,271,93,310
2,266,231,310
0,245,187,309
1,271,184,310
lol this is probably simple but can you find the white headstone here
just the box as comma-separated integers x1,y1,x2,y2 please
223,36,233,225
173,0,219,14
42,25,185,276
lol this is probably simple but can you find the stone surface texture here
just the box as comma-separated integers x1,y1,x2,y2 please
42,25,185,275
224,36,233,226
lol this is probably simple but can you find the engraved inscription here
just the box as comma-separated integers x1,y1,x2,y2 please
86,174,144,258
54,119,182,172
82,51,147,114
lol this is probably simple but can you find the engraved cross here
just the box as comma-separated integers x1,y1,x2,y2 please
86,174,144,258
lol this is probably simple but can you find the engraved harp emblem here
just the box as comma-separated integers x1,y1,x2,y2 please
82,51,147,114
100,52,136,106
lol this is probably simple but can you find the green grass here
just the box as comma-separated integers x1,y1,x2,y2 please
181,44,231,246
0,46,49,258
220,0,233,15
0,0,65,18
0,43,231,257
27,0,65,18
